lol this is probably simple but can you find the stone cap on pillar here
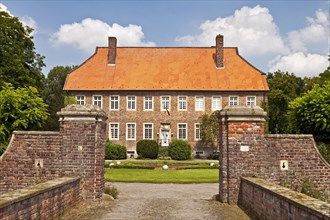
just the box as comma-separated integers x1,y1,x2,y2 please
219,106,267,122
57,104,108,121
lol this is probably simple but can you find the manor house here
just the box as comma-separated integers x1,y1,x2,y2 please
63,35,269,157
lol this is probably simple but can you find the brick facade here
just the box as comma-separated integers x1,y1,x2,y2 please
0,104,107,200
218,106,330,204
71,90,267,156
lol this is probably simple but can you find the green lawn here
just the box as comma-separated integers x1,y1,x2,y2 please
104,168,218,183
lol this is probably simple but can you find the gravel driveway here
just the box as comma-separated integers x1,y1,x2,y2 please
62,182,250,220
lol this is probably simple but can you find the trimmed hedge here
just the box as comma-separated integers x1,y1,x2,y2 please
169,139,192,160
158,146,170,159
105,139,127,160
136,140,159,159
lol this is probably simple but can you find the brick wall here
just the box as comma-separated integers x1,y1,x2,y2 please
0,131,61,194
266,134,330,198
239,177,330,220
218,106,330,204
0,104,107,200
0,177,80,220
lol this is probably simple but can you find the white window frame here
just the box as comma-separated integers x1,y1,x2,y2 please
178,96,187,111
109,123,119,140
143,123,153,140
127,96,136,111
195,123,202,141
161,96,171,111
177,123,187,140
212,96,222,111
93,95,102,108
195,96,205,111
246,96,256,107
144,96,154,111
76,95,85,105
110,95,120,111
229,96,239,106
126,123,136,140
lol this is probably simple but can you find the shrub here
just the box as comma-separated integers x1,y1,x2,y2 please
136,140,159,159
104,185,119,199
207,152,219,160
158,146,170,159
169,139,192,160
105,139,127,160
0,144,7,156
318,143,330,164
301,178,327,201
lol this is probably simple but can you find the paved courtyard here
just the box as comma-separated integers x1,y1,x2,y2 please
62,182,251,220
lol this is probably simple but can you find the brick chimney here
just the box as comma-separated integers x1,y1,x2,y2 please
215,34,224,68
108,37,117,65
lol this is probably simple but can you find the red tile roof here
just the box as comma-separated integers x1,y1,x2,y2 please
64,47,269,91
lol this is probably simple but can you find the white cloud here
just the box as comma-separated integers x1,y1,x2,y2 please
287,9,329,52
50,18,156,53
0,3,12,15
176,5,288,56
0,3,37,35
21,16,37,34
268,53,328,77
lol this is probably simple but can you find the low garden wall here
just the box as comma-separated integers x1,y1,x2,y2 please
0,177,80,220
239,177,330,220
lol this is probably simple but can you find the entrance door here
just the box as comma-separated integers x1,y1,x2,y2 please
161,130,170,146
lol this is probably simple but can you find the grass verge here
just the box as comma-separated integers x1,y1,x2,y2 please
104,159,218,169
104,168,218,183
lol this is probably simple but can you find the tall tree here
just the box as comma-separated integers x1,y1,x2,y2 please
265,71,304,133
198,111,219,151
0,83,48,143
43,65,76,130
0,10,45,91
289,81,330,143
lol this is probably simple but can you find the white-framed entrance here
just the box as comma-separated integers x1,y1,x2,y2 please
160,123,171,147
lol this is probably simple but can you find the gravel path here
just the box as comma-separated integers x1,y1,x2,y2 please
62,182,251,220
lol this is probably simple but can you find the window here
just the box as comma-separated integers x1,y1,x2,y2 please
110,96,119,110
178,123,187,140
178,96,187,111
229,96,238,106
143,123,153,139
246,96,256,106
144,96,153,111
109,123,119,140
126,123,136,140
127,96,136,110
161,96,170,111
76,96,85,105
212,96,221,111
195,124,202,140
195,151,204,156
93,95,102,107
195,96,204,111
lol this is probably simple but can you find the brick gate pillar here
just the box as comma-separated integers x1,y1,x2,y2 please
58,104,107,200
218,106,267,204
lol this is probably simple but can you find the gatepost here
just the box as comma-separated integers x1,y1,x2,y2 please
58,104,107,200
218,106,267,203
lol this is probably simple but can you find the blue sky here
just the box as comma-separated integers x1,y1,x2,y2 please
1,1,329,77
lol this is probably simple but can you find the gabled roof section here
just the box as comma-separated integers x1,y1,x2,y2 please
64,47,269,91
